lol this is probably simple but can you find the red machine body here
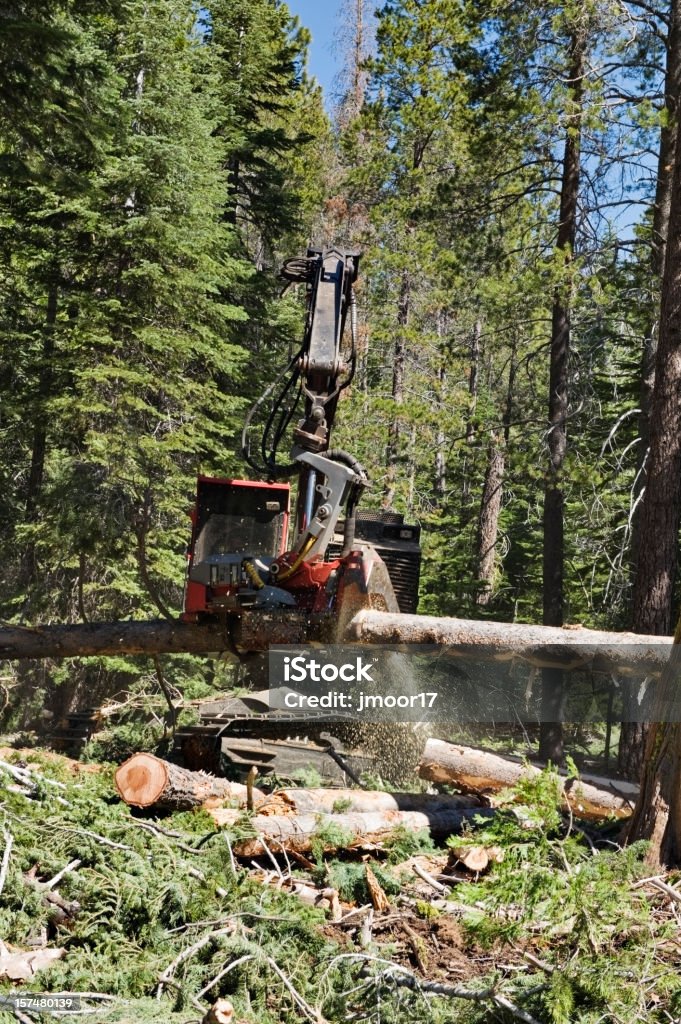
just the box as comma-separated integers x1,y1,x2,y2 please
183,476,290,621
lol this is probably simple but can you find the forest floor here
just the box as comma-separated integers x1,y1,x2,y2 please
0,743,680,1024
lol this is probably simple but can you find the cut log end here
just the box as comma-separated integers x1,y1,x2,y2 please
115,752,169,808
114,752,258,812
201,1000,234,1024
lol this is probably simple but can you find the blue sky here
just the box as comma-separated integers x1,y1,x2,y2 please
287,0,341,102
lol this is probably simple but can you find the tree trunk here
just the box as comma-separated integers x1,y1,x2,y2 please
114,752,261,810
383,270,409,508
0,613,313,659
624,615,681,866
474,436,504,605
22,281,58,582
624,10,681,860
621,0,681,781
0,611,672,666
346,609,671,671
418,739,637,819
540,22,587,763
226,807,492,858
435,363,447,501
461,319,481,504
257,787,482,816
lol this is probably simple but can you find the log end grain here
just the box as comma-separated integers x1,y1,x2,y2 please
115,753,168,808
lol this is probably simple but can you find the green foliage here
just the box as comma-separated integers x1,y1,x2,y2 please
310,817,355,865
0,761,350,1019
384,824,435,863
0,0,326,717
449,767,667,1021
324,860,400,904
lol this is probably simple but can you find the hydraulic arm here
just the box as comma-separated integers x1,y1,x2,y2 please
182,247,420,645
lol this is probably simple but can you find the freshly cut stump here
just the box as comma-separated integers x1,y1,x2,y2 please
115,752,260,811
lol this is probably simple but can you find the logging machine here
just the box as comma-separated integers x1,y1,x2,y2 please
181,248,421,653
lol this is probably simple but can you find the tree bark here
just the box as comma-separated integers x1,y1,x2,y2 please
461,320,482,505
0,611,673,667
0,613,315,659
226,807,492,858
474,436,504,605
541,22,587,763
434,363,447,501
418,739,636,819
346,609,672,672
383,270,409,508
256,787,482,817
624,615,681,866
625,30,681,857
114,752,261,811
622,0,681,781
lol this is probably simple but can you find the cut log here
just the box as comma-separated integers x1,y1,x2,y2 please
256,788,483,817
448,844,504,873
201,1001,234,1024
346,610,672,672
0,612,315,660
228,807,492,858
114,753,263,811
0,611,671,666
418,739,637,819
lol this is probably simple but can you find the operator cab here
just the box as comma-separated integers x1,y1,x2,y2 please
183,477,290,618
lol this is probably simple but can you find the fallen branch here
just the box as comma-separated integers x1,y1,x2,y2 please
42,858,81,891
0,759,67,791
156,925,235,999
411,861,448,894
0,826,13,896
197,954,255,1001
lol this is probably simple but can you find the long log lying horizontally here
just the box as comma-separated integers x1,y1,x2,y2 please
0,611,315,660
115,753,263,811
418,739,638,819
0,610,672,664
347,610,672,672
230,807,493,858
256,788,483,816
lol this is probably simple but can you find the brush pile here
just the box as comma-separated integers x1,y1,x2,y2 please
0,745,680,1024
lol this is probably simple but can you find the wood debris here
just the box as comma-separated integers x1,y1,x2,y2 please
0,941,65,981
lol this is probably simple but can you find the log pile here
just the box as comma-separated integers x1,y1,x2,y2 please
114,738,637,865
